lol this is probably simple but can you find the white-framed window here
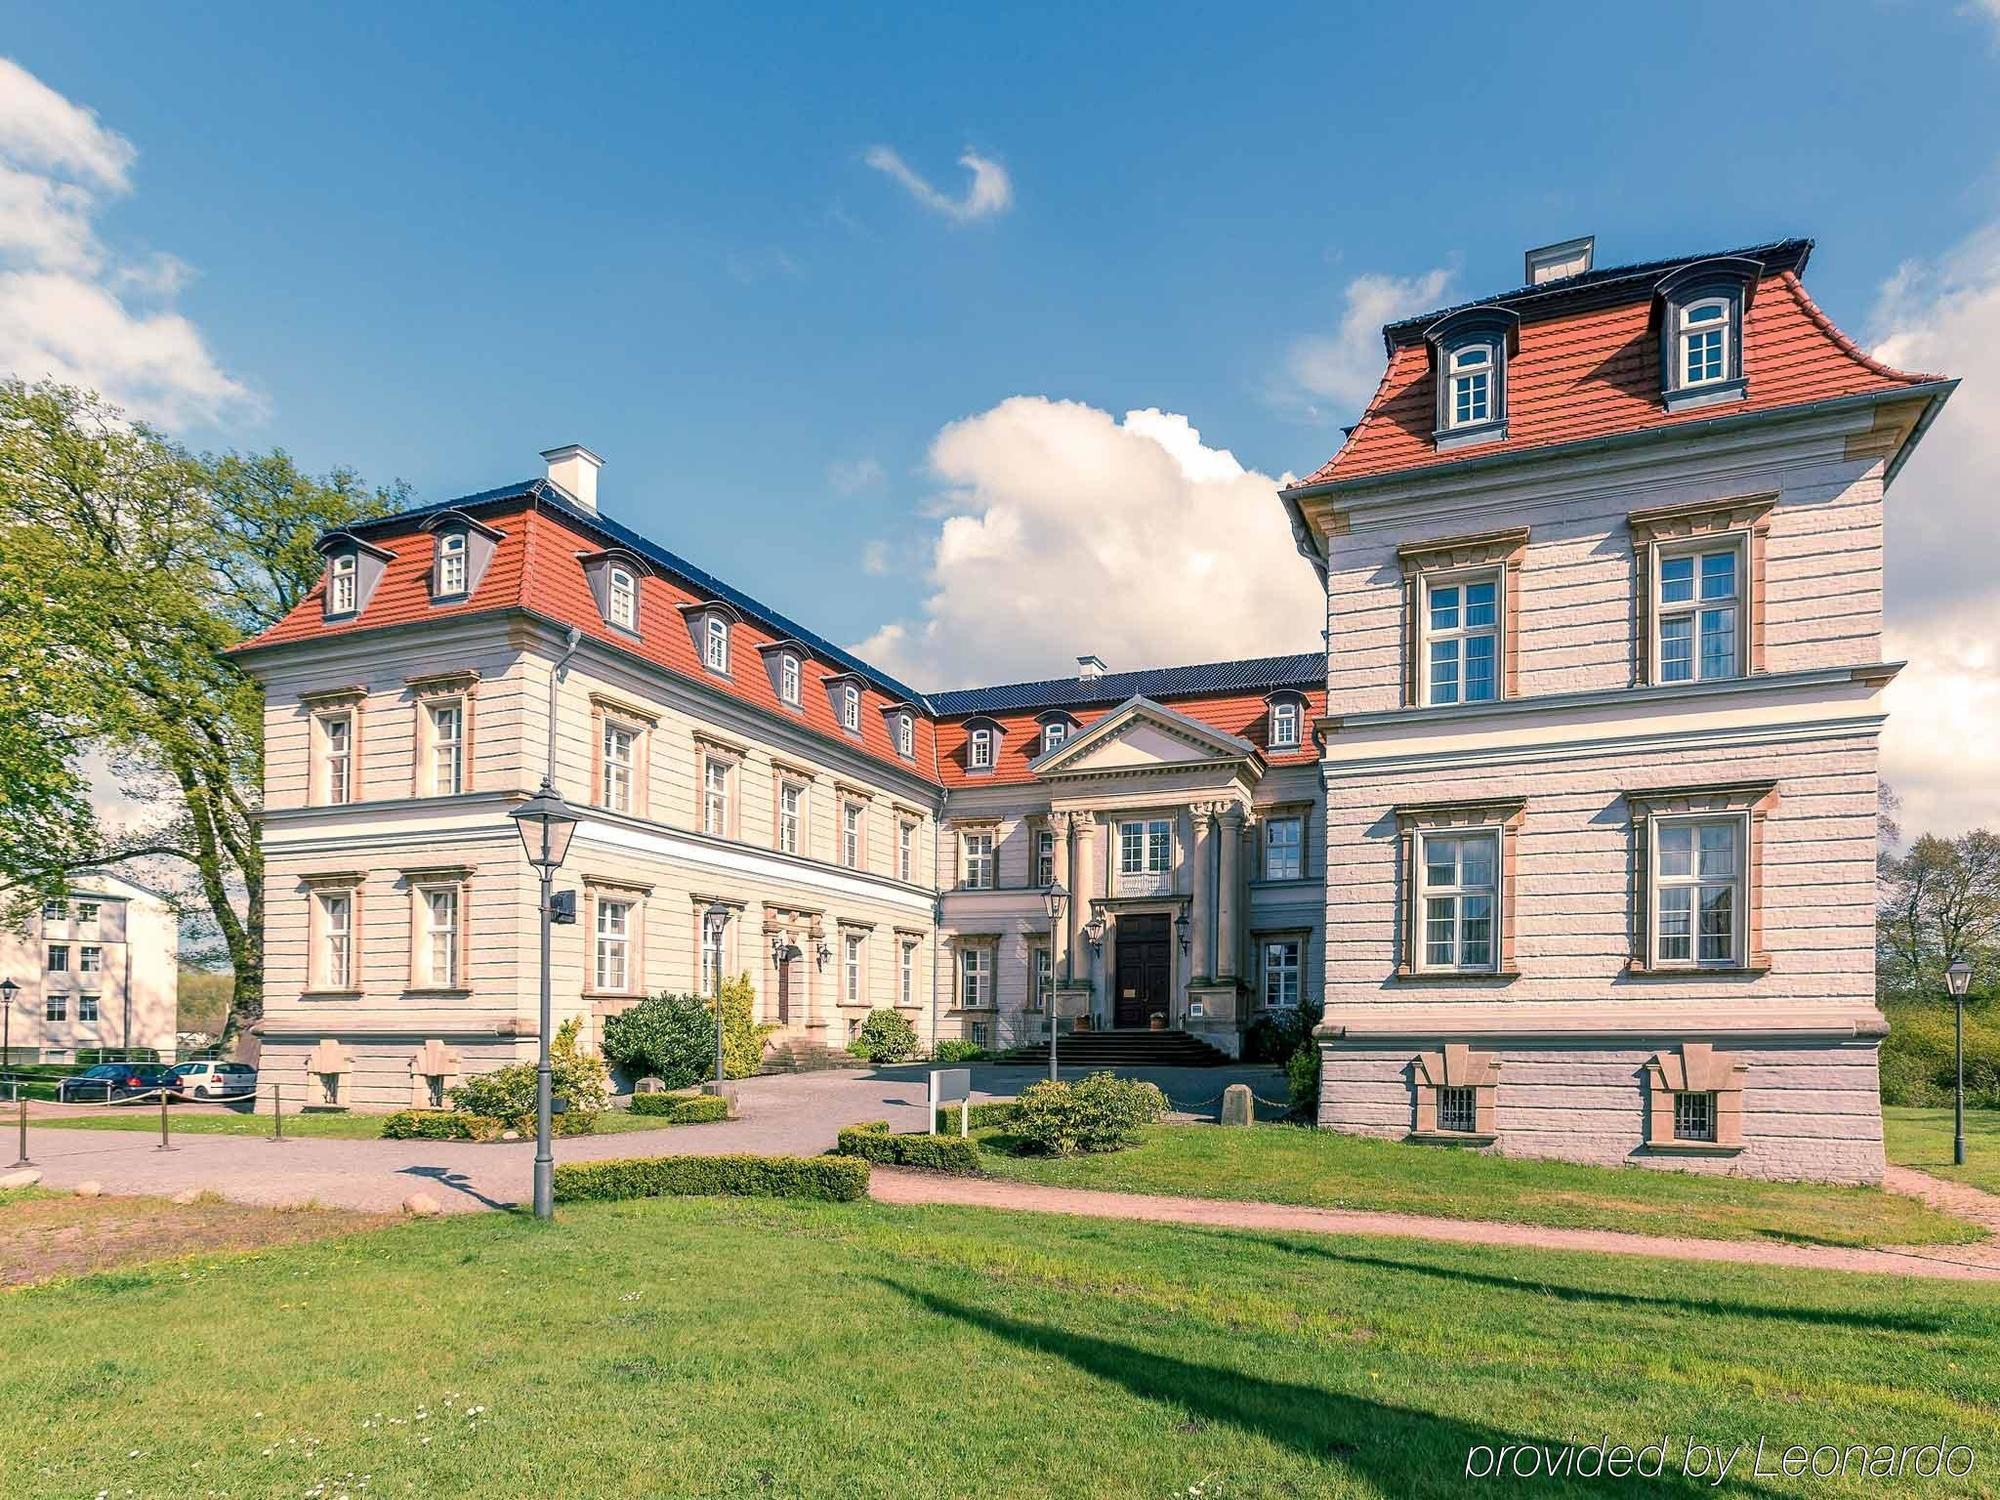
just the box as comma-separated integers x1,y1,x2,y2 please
422,885,460,989
961,830,995,889
1655,541,1741,683
46,945,67,973
75,902,97,924
1118,819,1172,876
45,993,66,1022
1422,572,1500,706
79,945,101,975
321,712,354,805
1034,827,1055,887
961,945,992,1009
41,900,64,921
895,713,914,758
436,532,467,596
778,782,803,855
327,552,357,614
595,898,632,992
900,941,916,1007
1262,938,1302,1008
1264,817,1303,881
319,891,352,989
969,1021,990,1049
1674,1090,1718,1142
1677,297,1731,388
703,758,731,836
78,994,99,1024
601,721,638,812
1653,816,1742,967
968,726,993,770
1418,831,1498,973
703,613,730,674
840,683,860,733
428,700,464,796
844,933,864,1004
701,909,728,995
841,802,863,869
608,566,637,630
1270,699,1301,749
779,652,801,706
1437,1085,1478,1134
1041,721,1067,756
1031,945,1053,1012
1446,343,1494,428
898,820,915,882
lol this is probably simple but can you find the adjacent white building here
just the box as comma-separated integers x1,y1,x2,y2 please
0,873,180,1063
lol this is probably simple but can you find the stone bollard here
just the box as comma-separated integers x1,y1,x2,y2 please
700,1082,742,1118
1220,1084,1255,1128
634,1077,666,1095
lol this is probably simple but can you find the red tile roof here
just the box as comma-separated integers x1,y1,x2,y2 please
1298,269,1940,489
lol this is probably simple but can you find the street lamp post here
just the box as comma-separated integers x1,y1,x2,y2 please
1,977,17,1074
511,779,580,1221
1947,958,1974,1168
704,902,729,1094
1043,882,1067,1083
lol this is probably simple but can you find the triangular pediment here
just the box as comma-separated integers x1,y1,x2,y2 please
1033,696,1260,778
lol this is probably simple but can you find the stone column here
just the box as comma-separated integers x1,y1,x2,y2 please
1070,812,1098,996
1217,804,1244,980
1188,802,1214,980
1048,811,1073,981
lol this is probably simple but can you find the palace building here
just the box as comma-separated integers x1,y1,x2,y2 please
237,234,1950,1183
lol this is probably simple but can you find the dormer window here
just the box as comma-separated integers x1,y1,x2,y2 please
968,725,994,771
1425,307,1517,450
703,613,730,675
1677,299,1731,388
317,532,392,621
1270,698,1302,749
780,653,800,705
327,553,357,614
840,683,860,733
435,532,467,597
608,567,637,630
1654,257,1759,411
895,712,914,758
1042,721,1066,755
1446,344,1494,428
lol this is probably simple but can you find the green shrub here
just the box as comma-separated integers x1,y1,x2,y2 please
1242,1007,1318,1065
847,1008,920,1064
446,1017,610,1133
931,1039,989,1064
1286,1041,1322,1117
553,1153,868,1203
834,1126,980,1173
627,1091,730,1123
1881,998,2000,1108
933,1099,1019,1134
1010,1072,1167,1156
381,1110,501,1141
601,977,775,1088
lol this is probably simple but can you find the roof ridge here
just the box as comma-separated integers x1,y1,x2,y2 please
935,649,1322,699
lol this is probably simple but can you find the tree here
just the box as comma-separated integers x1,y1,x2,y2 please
1877,828,2000,999
0,380,401,1039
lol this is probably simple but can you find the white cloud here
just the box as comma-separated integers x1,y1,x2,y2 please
0,55,253,427
860,540,892,576
1870,223,2000,835
852,398,1322,689
863,146,1012,224
1283,266,1454,418
828,455,886,494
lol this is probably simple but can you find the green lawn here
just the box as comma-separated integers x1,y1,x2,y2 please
970,1123,1980,1247
43,1108,699,1140
1885,1105,2000,1197
2,1197,1995,1498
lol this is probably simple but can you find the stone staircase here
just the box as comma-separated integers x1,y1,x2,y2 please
993,1028,1234,1069
759,1038,857,1074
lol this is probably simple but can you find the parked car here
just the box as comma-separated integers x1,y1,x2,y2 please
56,1063,179,1103
169,1060,258,1101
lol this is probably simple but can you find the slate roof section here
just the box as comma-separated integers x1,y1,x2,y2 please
929,653,1323,717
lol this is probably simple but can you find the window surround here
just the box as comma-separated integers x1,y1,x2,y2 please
1423,306,1518,450
579,548,653,637
1259,808,1308,882
301,686,367,807
1393,796,1525,981
821,673,866,737
1259,934,1305,1010
776,777,807,857
301,872,365,997
957,938,996,1011
1653,257,1760,412
1625,781,1776,975
838,795,867,870
1410,1043,1501,1144
1396,528,1527,709
695,735,743,840
897,816,918,883
838,922,872,1007
407,671,479,799
1628,494,1775,686
1642,1042,1746,1153
895,928,925,1010
418,510,502,603
589,693,657,818
679,600,744,679
758,640,811,710
1034,712,1077,760
959,825,997,890
963,718,1000,774
879,703,918,761
402,866,472,995
1265,692,1306,751
316,532,393,620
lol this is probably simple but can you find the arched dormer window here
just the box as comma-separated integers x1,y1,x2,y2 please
419,509,502,603
1424,306,1518,451
1654,256,1760,412
608,567,638,630
435,532,467,597
780,652,801,705
757,638,811,708
579,547,651,636
841,682,860,732
964,718,1000,773
1033,711,1077,758
895,712,914,758
317,531,394,620
328,552,357,615
704,613,730,674
677,600,743,675
1267,694,1305,750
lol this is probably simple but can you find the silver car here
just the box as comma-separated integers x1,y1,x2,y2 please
169,1060,258,1100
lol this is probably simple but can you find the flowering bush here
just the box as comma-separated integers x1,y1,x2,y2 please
1010,1071,1167,1156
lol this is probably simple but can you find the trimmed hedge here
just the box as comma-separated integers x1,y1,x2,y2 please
628,1092,731,1123
932,1099,1020,1135
553,1153,869,1203
379,1109,597,1141
834,1126,981,1173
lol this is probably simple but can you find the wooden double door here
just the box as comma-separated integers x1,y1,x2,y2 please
1112,914,1172,1028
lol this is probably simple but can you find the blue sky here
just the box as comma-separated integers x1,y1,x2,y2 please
6,2,2000,826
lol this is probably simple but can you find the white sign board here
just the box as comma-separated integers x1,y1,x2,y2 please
929,1067,973,1136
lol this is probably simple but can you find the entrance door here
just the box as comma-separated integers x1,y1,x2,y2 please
775,947,795,1025
1112,914,1171,1028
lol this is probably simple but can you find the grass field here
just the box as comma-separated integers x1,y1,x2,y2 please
970,1123,1979,1247
1885,1105,2000,1197
40,1107,702,1140
1,1194,1995,1498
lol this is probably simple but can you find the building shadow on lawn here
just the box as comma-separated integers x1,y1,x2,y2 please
1218,1233,1955,1335
397,1164,517,1213
876,1279,1769,1497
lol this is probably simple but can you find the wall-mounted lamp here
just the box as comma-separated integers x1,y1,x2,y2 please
1083,911,1107,951
1174,910,1191,954
816,940,833,970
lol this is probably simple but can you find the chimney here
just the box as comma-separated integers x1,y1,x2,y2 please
540,444,604,512
1076,654,1106,683
1524,236,1594,287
